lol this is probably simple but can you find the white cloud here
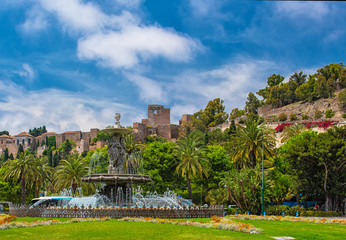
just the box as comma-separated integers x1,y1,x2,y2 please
275,2,330,20
38,0,138,34
166,59,281,123
124,72,165,103
30,0,202,71
77,26,200,69
19,6,48,33
14,63,36,84
113,0,144,9
0,79,143,135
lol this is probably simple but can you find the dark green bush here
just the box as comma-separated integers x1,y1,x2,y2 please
314,109,323,119
289,113,298,121
302,114,309,120
265,205,290,216
325,109,335,119
226,208,239,215
286,206,302,216
342,113,346,118
278,113,288,122
300,210,342,217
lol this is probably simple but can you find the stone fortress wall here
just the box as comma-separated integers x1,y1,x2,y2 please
0,104,191,157
132,105,188,142
0,129,104,157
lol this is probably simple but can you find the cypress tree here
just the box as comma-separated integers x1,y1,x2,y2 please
16,144,24,158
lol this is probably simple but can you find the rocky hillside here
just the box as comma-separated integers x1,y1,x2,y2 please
258,90,345,122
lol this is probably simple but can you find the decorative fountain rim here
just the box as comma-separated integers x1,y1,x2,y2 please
82,174,152,184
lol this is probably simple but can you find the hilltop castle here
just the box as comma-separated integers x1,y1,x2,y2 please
0,105,191,157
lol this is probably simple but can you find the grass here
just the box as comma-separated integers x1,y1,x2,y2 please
0,217,345,240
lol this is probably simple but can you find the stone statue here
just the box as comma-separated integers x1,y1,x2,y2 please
114,113,121,128
108,132,126,174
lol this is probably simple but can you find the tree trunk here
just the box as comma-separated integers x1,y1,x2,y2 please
21,172,26,204
296,193,300,207
186,175,192,201
72,183,78,197
35,179,41,198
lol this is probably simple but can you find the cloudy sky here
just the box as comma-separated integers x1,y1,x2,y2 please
0,0,345,135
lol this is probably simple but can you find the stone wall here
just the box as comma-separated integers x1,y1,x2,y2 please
148,105,170,127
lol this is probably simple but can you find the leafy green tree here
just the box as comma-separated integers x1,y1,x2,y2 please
207,129,226,145
289,71,307,86
58,139,76,159
221,167,268,214
29,126,47,137
267,74,284,87
245,92,261,115
175,135,209,200
142,141,183,193
229,108,245,120
325,109,335,119
197,145,232,191
84,146,109,174
0,167,21,203
16,144,24,159
96,131,113,143
233,119,276,169
0,130,9,136
3,152,36,204
281,128,346,211
54,154,88,196
53,151,60,167
191,98,228,130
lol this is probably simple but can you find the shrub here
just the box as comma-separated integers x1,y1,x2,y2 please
278,113,287,122
226,208,238,215
275,123,293,132
238,119,245,124
286,206,302,216
300,210,342,217
289,113,298,121
325,109,335,119
302,114,309,120
265,205,290,216
314,109,323,119
342,113,346,118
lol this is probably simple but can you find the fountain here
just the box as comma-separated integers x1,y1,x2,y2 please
82,113,152,204
10,113,223,218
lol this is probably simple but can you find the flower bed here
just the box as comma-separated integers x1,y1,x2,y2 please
0,215,110,230
228,214,346,225
275,123,293,132
119,216,263,234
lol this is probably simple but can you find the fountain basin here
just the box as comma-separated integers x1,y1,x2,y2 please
82,174,152,184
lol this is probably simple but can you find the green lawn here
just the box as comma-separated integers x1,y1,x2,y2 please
0,217,345,240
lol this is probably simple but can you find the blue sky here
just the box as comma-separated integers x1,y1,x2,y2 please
0,0,345,134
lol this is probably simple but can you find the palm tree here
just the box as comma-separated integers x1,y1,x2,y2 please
175,135,209,200
124,134,143,174
30,156,53,198
280,124,304,143
4,152,36,204
54,154,88,196
233,119,276,169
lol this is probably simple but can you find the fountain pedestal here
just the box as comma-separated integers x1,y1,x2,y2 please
82,113,152,204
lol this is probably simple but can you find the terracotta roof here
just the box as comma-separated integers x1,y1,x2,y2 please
0,134,13,139
41,132,57,136
14,132,34,138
